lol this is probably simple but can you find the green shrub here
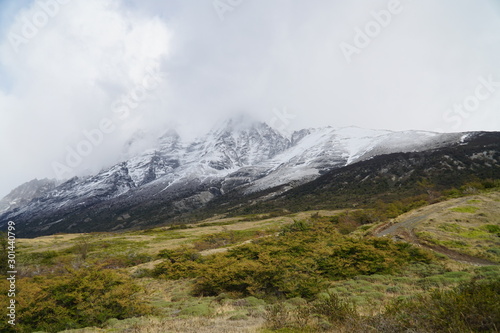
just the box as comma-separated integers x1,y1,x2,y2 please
384,279,500,332
0,267,152,333
155,221,434,300
179,303,212,317
482,224,500,235
264,303,292,330
153,246,204,279
451,206,480,213
229,313,248,320
280,220,311,234
18,250,61,266
313,292,358,325
473,266,500,281
244,296,267,307
444,188,462,198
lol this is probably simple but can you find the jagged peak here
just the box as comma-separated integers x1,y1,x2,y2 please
158,128,181,148
2,178,58,197
209,114,271,135
159,128,180,139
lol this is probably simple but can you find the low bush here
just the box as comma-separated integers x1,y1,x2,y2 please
261,279,500,332
193,229,263,251
154,221,434,299
381,279,500,332
313,292,358,325
0,267,152,332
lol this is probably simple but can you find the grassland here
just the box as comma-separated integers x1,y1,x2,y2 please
2,187,500,332
409,191,500,263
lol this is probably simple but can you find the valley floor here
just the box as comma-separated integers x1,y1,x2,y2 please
2,188,499,333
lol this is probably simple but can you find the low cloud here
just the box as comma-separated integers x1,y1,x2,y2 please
0,0,499,197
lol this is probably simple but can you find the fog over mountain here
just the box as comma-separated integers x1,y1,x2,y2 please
1,0,500,197
3,116,497,237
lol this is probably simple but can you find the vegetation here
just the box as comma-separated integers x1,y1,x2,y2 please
0,179,498,332
412,188,500,263
153,220,434,299
0,268,152,332
260,278,500,332
378,279,500,332
451,205,481,213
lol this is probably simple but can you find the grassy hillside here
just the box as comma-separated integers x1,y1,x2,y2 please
376,190,500,265
1,187,499,332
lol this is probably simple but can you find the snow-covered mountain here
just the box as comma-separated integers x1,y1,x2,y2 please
0,178,59,214
0,118,480,237
244,126,467,192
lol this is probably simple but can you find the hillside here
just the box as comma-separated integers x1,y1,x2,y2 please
1,186,499,332
1,127,497,238
196,131,500,219
1,125,498,332
375,191,500,265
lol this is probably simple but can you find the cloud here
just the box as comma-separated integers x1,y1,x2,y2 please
0,0,171,195
0,0,499,197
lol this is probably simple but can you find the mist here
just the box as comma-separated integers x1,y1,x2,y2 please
1,0,499,197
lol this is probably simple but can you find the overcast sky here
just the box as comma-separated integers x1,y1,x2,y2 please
0,0,499,197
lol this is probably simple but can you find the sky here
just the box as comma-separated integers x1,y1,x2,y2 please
0,0,499,197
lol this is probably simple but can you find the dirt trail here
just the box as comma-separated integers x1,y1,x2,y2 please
375,198,497,266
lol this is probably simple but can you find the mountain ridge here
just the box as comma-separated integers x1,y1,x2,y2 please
1,118,497,237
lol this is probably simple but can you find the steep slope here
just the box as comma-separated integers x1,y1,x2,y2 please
246,127,465,192
0,178,59,214
203,132,500,216
0,118,496,237
0,120,291,236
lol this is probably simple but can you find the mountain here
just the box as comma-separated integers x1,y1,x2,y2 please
212,131,500,216
0,178,59,214
244,127,467,193
0,118,497,237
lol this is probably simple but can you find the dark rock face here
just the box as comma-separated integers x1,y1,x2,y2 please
1,119,497,238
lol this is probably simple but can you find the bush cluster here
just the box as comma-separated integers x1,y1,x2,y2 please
153,221,434,299
377,279,500,332
262,279,500,332
0,267,152,332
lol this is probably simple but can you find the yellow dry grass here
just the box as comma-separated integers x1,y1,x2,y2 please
17,209,345,257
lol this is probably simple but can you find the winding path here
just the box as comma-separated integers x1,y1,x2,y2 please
374,199,497,266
